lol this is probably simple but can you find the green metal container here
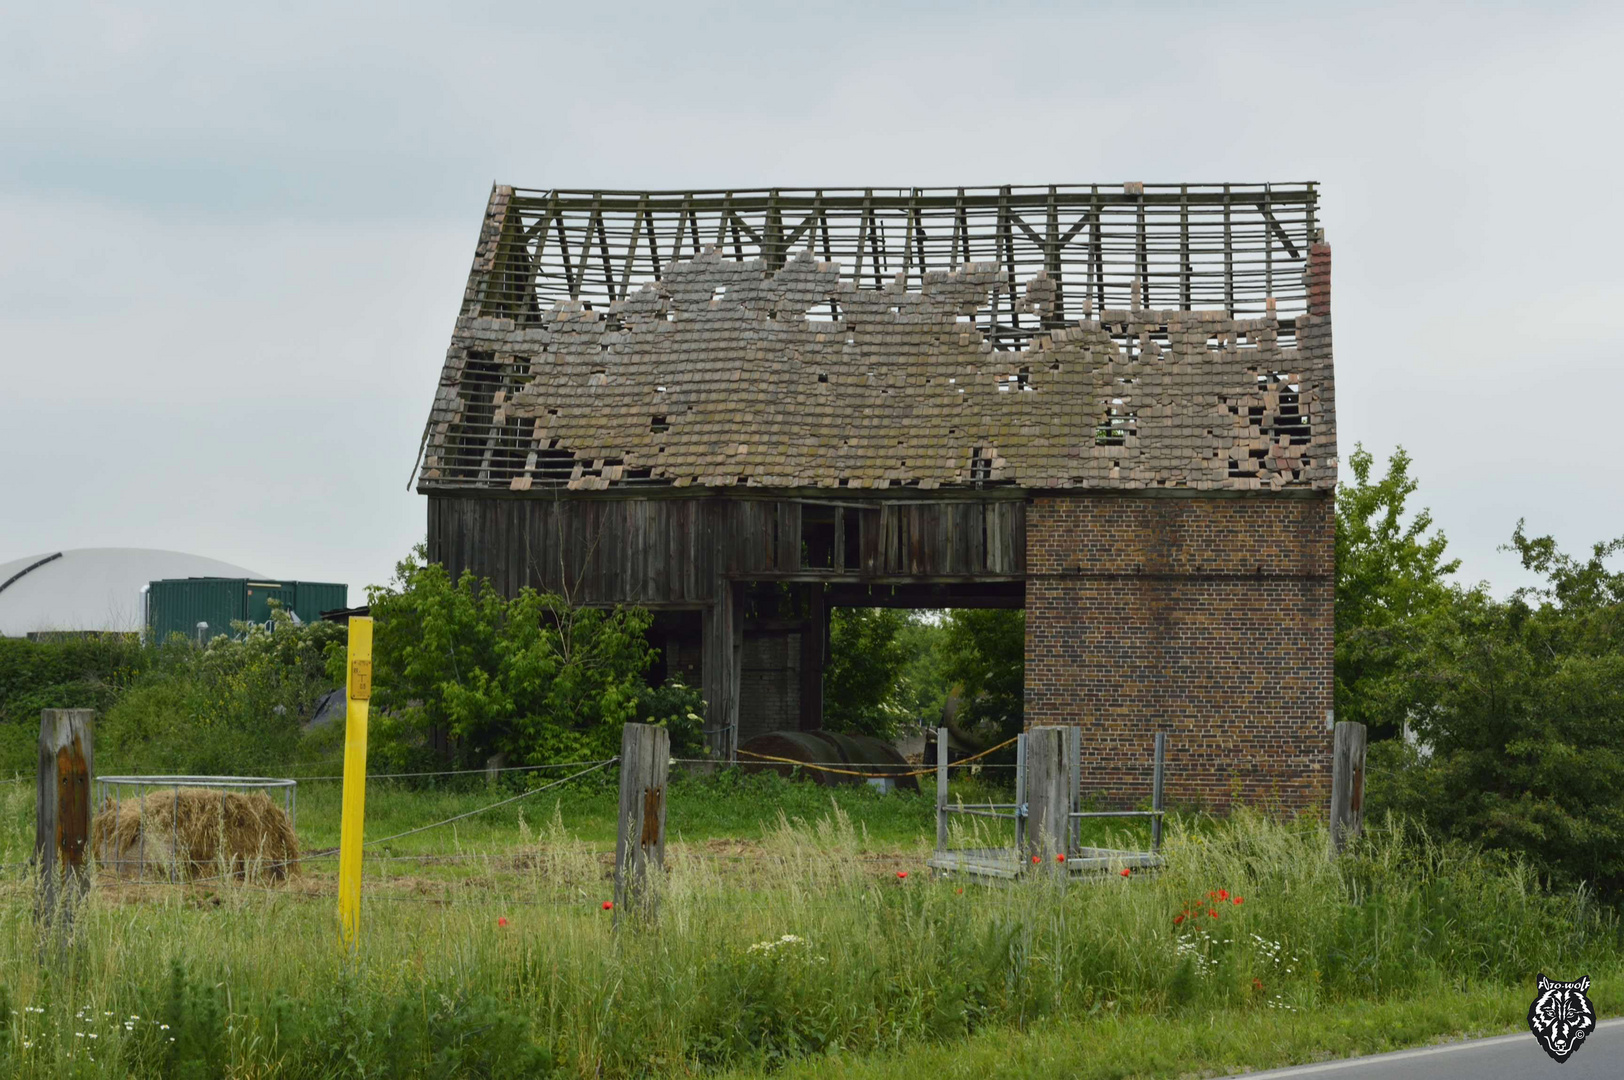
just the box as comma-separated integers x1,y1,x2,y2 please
145,578,348,644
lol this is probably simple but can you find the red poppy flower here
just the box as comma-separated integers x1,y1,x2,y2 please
1055,853,1066,863
1208,907,1219,918
1232,896,1244,905
896,871,908,879
1252,977,1263,991
1120,868,1132,877
1173,914,1185,925
497,916,509,928
1032,855,1041,864
956,888,963,895
1217,889,1230,901
602,901,614,911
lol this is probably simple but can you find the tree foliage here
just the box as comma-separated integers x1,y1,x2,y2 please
822,608,912,739
101,610,344,774
1334,444,1459,740
940,609,1025,748
1373,524,1624,896
0,633,149,773
363,548,661,769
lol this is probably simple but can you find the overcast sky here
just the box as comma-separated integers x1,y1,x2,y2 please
3,1,1620,599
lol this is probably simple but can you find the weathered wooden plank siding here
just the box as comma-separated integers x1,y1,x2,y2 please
427,495,1026,605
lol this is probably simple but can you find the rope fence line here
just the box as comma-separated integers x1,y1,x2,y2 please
40,748,1019,789
291,759,615,782
360,757,617,849
1,743,1031,886
225,757,616,881
734,735,1020,780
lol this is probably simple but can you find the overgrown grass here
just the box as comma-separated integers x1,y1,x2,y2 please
0,773,1614,1078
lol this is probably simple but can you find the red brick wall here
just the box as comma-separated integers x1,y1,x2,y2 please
1025,494,1334,812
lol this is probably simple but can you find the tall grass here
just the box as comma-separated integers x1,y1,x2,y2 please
0,775,1613,1078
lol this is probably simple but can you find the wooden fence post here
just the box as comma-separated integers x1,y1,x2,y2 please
36,709,93,935
1024,725,1071,870
1151,732,1167,852
614,723,669,924
935,727,948,854
1329,721,1367,856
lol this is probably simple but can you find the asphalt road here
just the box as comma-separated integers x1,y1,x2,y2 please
1241,1017,1624,1079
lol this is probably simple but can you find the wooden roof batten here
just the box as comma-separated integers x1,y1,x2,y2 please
483,182,1319,330
417,181,1334,498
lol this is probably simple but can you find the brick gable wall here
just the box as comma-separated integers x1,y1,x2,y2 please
1025,493,1334,812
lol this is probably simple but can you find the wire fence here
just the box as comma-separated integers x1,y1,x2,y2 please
0,744,1035,892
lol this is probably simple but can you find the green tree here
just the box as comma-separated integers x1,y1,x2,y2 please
822,608,911,738
1335,445,1459,740
363,547,655,769
939,609,1024,748
1373,525,1624,896
893,613,951,729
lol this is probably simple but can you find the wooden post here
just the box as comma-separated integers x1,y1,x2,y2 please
1013,733,1027,851
1066,725,1081,853
1151,732,1167,852
1024,726,1070,869
614,723,669,924
1329,721,1367,856
702,583,742,760
935,727,948,854
337,617,372,954
35,709,93,933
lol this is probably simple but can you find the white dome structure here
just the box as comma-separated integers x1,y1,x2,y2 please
0,548,262,638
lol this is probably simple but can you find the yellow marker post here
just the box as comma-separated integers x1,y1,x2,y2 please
337,616,372,953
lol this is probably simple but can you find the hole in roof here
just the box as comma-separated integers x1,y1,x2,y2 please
650,415,669,434
1096,403,1137,446
970,447,992,482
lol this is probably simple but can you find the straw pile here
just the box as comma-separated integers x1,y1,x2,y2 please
92,788,301,883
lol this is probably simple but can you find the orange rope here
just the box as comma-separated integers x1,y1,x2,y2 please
736,734,1020,779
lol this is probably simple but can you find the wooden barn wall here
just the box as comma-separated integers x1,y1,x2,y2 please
426,495,1026,604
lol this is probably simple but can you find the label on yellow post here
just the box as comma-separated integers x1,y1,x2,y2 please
349,658,372,700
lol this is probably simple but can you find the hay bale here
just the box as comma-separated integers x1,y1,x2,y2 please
92,788,300,883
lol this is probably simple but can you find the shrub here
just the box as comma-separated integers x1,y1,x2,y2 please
1369,526,1624,898
0,634,146,774
98,612,343,775
363,547,655,770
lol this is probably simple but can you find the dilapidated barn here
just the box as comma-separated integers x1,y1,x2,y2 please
413,184,1335,809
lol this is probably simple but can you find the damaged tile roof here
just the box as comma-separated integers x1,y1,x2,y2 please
418,193,1335,495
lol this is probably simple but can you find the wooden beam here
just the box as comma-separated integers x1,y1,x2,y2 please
36,709,92,935
798,584,825,731
1329,721,1367,856
613,723,668,923
1024,725,1071,867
